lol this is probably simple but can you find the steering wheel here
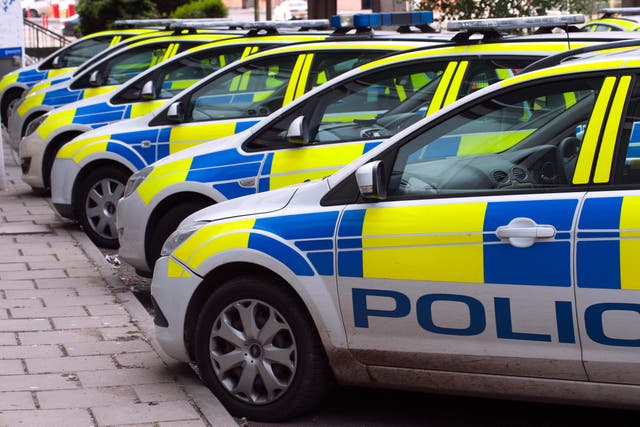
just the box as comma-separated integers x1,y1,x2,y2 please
556,136,580,184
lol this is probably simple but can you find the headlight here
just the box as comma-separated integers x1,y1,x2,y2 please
160,221,207,257
24,115,47,137
123,165,153,198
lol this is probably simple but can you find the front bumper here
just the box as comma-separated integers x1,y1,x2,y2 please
152,256,203,362
18,131,47,189
117,191,153,274
51,158,81,220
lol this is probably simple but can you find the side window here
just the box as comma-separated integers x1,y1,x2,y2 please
458,58,531,97
112,47,246,103
616,82,640,184
306,51,389,90
387,77,604,198
56,37,113,68
185,54,298,122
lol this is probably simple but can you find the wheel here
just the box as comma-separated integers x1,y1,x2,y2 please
195,276,332,421
30,9,39,17
147,199,212,271
77,166,131,249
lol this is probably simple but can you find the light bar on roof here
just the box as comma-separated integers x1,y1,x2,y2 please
330,11,433,29
114,19,180,27
169,19,329,30
600,8,640,15
447,14,585,31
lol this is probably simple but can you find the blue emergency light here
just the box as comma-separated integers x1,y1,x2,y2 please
330,11,434,29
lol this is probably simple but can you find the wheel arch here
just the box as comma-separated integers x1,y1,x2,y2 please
0,86,26,125
42,130,86,188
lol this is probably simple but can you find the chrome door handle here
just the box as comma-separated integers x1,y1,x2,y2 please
496,217,556,248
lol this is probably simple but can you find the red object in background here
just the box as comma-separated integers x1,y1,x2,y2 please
52,3,59,18
42,15,49,27
68,4,75,15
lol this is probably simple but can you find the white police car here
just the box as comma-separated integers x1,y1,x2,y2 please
152,47,640,420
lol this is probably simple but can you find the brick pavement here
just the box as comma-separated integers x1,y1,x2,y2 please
0,138,237,426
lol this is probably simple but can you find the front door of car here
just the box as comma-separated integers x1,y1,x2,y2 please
574,74,640,386
334,74,614,380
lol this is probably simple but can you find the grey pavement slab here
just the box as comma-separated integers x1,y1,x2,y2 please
0,141,238,426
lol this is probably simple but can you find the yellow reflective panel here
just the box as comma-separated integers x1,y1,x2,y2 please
457,130,534,156
36,108,75,139
361,203,487,282
620,196,640,290
109,35,122,47
426,62,457,117
443,61,468,107
72,141,109,164
129,100,167,118
167,257,191,278
283,55,307,105
57,134,109,159
168,122,236,154
594,75,632,183
82,86,118,99
573,76,616,184
502,60,625,88
137,158,192,205
17,93,45,116
294,54,314,99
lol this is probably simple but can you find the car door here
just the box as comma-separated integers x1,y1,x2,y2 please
575,74,640,385
333,74,614,380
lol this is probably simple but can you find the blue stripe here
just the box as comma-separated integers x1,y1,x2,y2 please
258,177,270,192
187,162,261,183
248,233,314,276
50,77,71,85
338,250,363,277
75,103,119,115
485,241,571,287
158,127,172,142
308,252,333,276
578,197,622,230
42,88,82,106
338,238,362,249
157,142,169,159
577,240,621,289
74,111,124,125
234,120,259,133
577,231,620,239
106,142,146,170
112,129,159,145
132,145,156,165
261,153,273,176
630,122,640,143
338,209,366,237
483,200,577,234
17,70,47,83
212,182,256,199
124,104,133,119
254,212,339,240
363,141,382,154
295,239,333,251
191,148,263,169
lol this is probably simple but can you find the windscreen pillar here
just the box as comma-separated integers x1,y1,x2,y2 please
309,0,337,19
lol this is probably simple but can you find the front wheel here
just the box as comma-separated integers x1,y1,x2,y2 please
195,276,332,421
77,166,131,248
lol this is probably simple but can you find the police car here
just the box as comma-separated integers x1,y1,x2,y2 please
151,46,640,420
0,28,154,126
7,29,242,147
115,15,640,276
18,29,330,193
583,7,640,32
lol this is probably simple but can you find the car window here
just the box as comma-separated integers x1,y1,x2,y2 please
112,46,247,104
617,82,640,184
306,51,390,90
57,37,113,68
387,77,604,199
184,54,298,122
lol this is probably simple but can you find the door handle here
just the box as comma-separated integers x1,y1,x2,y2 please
496,217,556,248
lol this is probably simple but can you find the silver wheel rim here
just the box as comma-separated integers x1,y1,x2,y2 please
84,177,124,240
210,299,297,405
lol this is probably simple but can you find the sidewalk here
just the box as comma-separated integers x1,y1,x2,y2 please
0,139,237,427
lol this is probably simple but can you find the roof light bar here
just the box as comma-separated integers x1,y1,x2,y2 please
169,19,329,30
599,8,640,16
330,11,434,29
447,14,585,31
114,19,181,28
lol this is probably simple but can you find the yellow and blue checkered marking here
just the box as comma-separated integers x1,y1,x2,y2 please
577,196,640,290
338,199,577,287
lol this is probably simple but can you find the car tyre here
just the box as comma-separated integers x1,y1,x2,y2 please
195,275,332,421
77,166,130,249
148,199,212,271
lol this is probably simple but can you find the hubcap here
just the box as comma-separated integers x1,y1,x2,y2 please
84,177,125,240
209,299,297,405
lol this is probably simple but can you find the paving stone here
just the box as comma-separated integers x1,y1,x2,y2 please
35,277,104,289
10,306,88,318
0,247,20,257
42,295,115,307
86,304,127,316
77,367,173,387
0,409,92,427
114,352,166,370
0,332,17,345
0,279,37,290
37,386,138,409
0,262,27,272
0,373,79,392
0,298,43,309
66,268,102,278
92,400,200,425
0,224,51,234
53,315,132,330
0,344,63,359
5,289,77,299
134,383,188,403
0,319,51,332
0,308,7,319
0,269,67,281
160,420,208,427
0,359,25,375
3,255,56,263
65,339,153,356
0,392,36,410
26,355,116,374
20,330,102,345
99,326,143,341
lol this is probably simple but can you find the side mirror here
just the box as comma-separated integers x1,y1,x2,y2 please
141,80,156,100
89,70,101,87
286,116,308,145
52,56,61,68
356,160,386,200
167,101,185,122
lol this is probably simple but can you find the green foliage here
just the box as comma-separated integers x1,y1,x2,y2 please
155,0,191,16
171,0,228,19
76,0,158,33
